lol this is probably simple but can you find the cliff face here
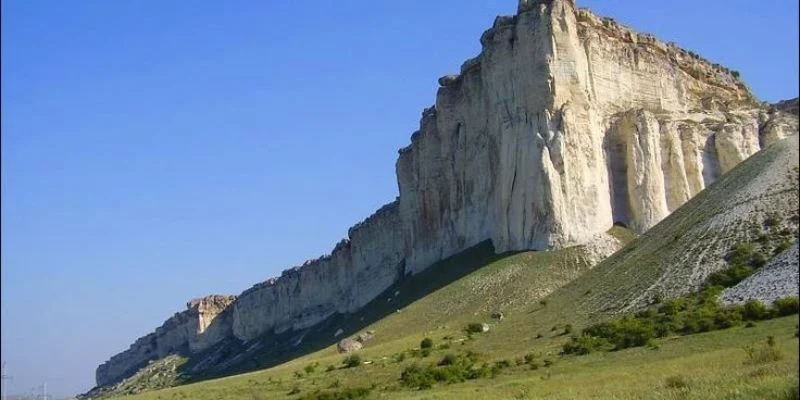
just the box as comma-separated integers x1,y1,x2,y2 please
95,0,799,388
96,295,236,387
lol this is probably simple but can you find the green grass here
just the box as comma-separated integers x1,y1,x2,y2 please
103,316,799,400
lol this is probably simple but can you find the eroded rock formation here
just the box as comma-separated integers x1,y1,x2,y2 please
95,0,799,388
96,295,235,387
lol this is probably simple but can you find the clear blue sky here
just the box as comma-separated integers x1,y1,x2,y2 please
1,0,797,397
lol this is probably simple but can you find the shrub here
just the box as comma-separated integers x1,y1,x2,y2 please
731,70,741,79
298,387,372,400
420,338,434,349
745,321,757,328
659,298,690,315
399,353,490,389
562,334,612,355
342,354,361,368
304,362,319,374
465,323,484,334
400,364,434,390
664,375,689,389
523,353,536,364
773,297,799,316
583,317,655,350
325,365,336,372
438,354,457,366
707,264,755,288
563,324,574,335
543,359,554,368
743,300,771,321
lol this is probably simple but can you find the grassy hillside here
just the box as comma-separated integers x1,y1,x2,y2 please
101,136,799,400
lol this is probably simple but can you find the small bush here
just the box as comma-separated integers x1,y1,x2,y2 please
543,359,554,368
563,324,574,335
562,334,612,355
420,348,431,358
707,264,755,288
438,354,458,366
523,353,536,364
743,300,771,321
399,353,490,390
664,375,689,389
304,362,319,374
773,297,799,316
465,323,484,334
342,354,361,368
298,387,372,400
745,321,757,328
420,338,434,349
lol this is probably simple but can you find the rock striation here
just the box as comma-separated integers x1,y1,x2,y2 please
94,0,799,388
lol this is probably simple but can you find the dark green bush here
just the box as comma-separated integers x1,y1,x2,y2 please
298,386,372,400
743,300,771,321
707,264,755,288
523,353,536,364
562,334,612,355
465,323,484,334
420,338,434,349
773,297,799,316
438,354,457,366
342,354,361,368
399,353,490,390
304,362,319,374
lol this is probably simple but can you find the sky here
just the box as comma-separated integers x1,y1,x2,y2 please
1,0,797,397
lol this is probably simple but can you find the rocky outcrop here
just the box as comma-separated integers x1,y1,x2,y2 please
95,0,799,388
95,295,235,387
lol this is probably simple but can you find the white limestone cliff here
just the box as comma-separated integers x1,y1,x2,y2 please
96,295,235,387
95,0,799,388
